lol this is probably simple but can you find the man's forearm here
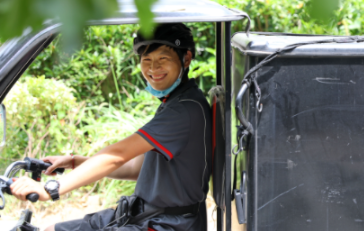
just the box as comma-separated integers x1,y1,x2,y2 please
74,155,89,168
58,151,125,195
107,154,144,181
74,154,142,180
56,133,152,196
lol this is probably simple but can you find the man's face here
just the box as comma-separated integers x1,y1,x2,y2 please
140,45,182,91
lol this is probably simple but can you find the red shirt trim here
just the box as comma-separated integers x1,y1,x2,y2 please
148,228,157,231
138,129,173,159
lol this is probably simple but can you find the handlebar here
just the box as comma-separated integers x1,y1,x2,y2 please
0,157,64,210
5,157,64,179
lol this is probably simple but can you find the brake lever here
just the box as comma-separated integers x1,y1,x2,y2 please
0,176,13,210
0,189,5,210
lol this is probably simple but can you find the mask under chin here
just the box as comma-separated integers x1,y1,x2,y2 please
145,67,184,98
145,78,182,98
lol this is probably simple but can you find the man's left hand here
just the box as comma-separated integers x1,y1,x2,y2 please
10,177,51,201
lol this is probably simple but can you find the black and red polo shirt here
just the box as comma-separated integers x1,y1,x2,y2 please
135,79,212,230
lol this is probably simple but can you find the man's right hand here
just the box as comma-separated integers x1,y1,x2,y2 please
41,156,74,175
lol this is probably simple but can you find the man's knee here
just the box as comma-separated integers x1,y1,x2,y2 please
44,224,56,231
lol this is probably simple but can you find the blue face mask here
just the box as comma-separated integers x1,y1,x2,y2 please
145,77,182,98
145,59,185,98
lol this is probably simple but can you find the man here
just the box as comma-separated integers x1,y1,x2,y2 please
11,23,212,231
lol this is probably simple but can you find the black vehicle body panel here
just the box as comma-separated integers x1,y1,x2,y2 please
232,33,364,231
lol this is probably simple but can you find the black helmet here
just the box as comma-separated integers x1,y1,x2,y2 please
133,23,195,58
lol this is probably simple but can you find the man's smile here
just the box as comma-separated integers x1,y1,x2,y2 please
140,45,187,90
149,73,167,81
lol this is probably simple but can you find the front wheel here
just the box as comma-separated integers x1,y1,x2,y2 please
10,209,39,231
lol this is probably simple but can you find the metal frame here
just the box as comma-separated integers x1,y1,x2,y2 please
216,21,233,231
224,21,233,231
215,22,224,231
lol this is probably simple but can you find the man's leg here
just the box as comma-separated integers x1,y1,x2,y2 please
51,208,115,231
44,224,55,231
52,219,83,231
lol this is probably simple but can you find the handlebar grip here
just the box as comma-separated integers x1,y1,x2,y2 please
26,193,39,202
55,168,65,174
43,162,65,174
24,157,65,175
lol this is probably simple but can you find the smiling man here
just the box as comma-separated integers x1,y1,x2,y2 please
10,23,212,231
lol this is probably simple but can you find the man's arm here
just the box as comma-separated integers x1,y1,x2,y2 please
73,155,145,180
44,154,144,181
107,154,144,181
10,133,152,201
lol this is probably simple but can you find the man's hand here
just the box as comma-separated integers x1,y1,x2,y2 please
42,156,73,175
10,177,51,202
42,155,89,175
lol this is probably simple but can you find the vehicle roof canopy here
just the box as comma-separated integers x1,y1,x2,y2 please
92,0,246,24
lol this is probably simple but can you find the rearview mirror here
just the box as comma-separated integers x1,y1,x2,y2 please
0,104,6,152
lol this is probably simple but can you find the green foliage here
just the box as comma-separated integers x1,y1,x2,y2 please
0,0,119,52
335,0,364,35
134,0,158,38
308,0,340,23
187,22,218,92
214,0,362,36
3,73,156,159
26,25,146,107
76,103,155,156
0,0,44,40
0,0,159,51
188,47,216,91
4,76,78,160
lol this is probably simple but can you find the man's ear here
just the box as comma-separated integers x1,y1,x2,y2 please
183,50,193,68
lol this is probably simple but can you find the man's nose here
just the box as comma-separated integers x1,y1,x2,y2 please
150,60,161,71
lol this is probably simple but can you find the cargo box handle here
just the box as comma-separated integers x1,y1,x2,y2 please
235,80,253,134
233,78,255,155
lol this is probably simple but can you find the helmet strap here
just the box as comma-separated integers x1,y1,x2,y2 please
177,56,186,80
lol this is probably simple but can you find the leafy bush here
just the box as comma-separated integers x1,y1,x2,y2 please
26,25,145,108
4,76,78,161
4,73,156,159
216,0,364,36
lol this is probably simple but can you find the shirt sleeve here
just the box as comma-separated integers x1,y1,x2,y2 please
136,105,190,161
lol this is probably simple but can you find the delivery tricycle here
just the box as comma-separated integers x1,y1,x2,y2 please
0,0,364,230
